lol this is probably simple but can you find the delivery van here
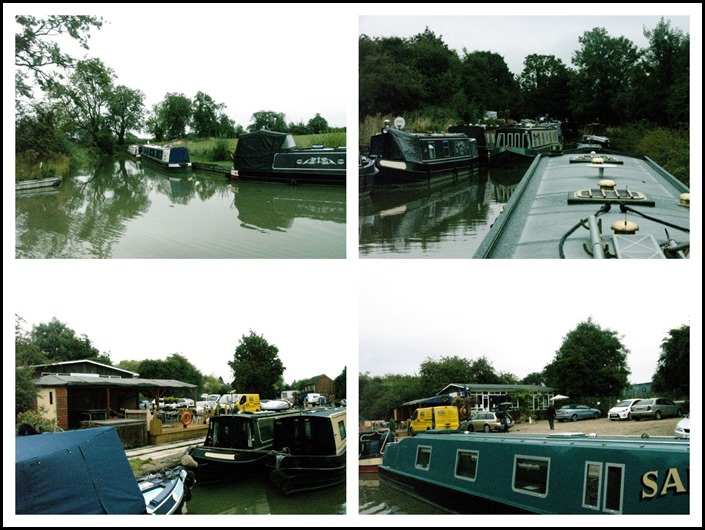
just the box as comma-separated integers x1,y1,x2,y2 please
215,393,261,414
408,405,459,435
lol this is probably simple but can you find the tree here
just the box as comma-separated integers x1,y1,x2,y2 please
30,317,111,365
248,110,288,132
543,318,630,401
307,113,329,134
460,51,520,120
570,27,640,124
228,331,285,399
15,15,104,103
49,57,116,152
15,315,48,415
359,372,424,422
108,85,145,145
333,366,346,399
651,324,689,397
419,355,474,396
191,91,221,137
521,372,546,386
151,93,192,139
518,54,572,119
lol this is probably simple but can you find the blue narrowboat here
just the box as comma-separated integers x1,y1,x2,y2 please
474,149,690,258
379,431,689,515
139,144,192,170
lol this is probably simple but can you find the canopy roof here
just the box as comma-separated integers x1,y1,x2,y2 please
35,374,197,389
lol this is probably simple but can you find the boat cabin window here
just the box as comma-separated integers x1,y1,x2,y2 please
258,419,274,443
455,450,479,481
282,135,297,150
443,141,450,157
426,142,436,160
337,419,346,440
415,445,432,471
604,464,624,514
513,456,550,497
583,462,602,510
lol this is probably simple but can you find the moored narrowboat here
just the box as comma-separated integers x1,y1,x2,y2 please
359,155,378,195
231,130,346,185
368,126,479,186
265,407,347,495
187,409,300,484
359,428,395,473
379,431,689,514
139,144,192,170
474,149,690,258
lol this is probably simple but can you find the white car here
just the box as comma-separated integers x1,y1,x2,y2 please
608,398,642,421
674,413,690,438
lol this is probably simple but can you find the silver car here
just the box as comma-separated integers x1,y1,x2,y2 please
631,397,683,421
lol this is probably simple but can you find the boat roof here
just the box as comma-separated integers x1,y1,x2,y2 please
474,150,690,258
408,431,690,453
16,427,146,514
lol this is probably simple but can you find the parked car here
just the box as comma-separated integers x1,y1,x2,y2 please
608,398,642,421
631,397,683,421
555,404,601,422
462,411,512,433
176,398,195,408
674,413,690,438
138,400,152,410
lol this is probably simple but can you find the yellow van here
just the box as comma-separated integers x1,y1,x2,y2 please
408,406,459,435
215,393,261,414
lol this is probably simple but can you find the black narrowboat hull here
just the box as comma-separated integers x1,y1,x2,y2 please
188,448,269,484
232,150,346,185
375,159,475,187
266,451,346,495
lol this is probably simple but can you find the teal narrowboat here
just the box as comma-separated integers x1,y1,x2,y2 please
379,431,689,514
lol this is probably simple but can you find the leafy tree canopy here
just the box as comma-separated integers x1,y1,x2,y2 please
651,324,689,397
228,330,285,399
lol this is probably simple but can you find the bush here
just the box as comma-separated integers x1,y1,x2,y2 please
209,139,233,162
16,408,59,434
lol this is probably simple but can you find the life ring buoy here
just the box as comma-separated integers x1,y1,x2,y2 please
460,406,468,418
180,411,193,427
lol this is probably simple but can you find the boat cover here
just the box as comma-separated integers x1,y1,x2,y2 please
369,128,423,165
16,427,146,514
233,130,290,170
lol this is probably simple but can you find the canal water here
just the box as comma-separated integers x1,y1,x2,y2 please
359,471,448,514
15,157,346,258
185,473,346,515
359,162,531,258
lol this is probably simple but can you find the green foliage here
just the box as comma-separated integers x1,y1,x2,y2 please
543,317,630,401
419,355,474,396
518,54,572,119
333,366,346,399
228,331,285,399
137,353,202,392
359,372,424,421
15,15,104,103
108,85,145,145
248,110,288,132
306,113,329,134
149,93,192,140
16,408,59,434
209,139,233,161
30,317,110,364
651,324,689,397
191,91,222,137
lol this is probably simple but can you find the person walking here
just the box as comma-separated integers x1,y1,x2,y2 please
547,403,556,430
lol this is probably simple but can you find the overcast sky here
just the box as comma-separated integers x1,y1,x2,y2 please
360,13,692,77
359,261,699,386
10,260,352,386
7,4,351,130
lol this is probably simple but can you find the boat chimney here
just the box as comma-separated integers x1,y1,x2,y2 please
679,193,690,207
598,179,616,192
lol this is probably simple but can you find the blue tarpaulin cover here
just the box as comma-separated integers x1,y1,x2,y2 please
16,427,146,514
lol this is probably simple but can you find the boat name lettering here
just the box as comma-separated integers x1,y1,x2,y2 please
640,468,688,500
296,157,345,166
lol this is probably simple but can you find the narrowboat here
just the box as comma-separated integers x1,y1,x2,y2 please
139,144,192,170
368,126,479,186
379,431,689,514
473,149,690,259
231,129,346,185
127,144,141,157
265,407,347,495
16,426,194,515
450,121,562,164
187,409,300,484
359,155,378,195
359,428,395,473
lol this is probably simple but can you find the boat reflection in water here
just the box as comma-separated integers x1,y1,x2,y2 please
232,180,346,232
186,473,345,515
359,471,448,515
